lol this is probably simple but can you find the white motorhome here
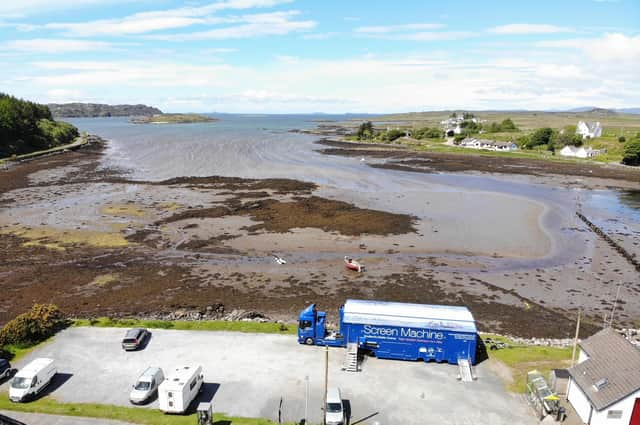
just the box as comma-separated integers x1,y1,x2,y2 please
9,358,56,402
158,365,204,414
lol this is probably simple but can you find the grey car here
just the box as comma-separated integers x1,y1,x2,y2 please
121,328,150,351
0,359,11,380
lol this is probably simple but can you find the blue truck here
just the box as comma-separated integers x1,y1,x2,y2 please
298,299,478,365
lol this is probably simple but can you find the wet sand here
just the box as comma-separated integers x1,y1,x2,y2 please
0,137,638,338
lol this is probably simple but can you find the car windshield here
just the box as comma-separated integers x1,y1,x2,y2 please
11,377,30,389
123,338,137,343
135,381,151,391
326,402,342,413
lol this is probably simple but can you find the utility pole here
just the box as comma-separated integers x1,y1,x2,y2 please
571,309,581,367
323,345,329,425
609,284,622,328
304,375,309,425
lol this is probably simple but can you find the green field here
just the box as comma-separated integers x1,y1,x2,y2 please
482,334,573,393
73,317,297,334
347,110,640,163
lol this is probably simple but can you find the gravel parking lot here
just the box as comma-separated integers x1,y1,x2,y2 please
1,327,536,425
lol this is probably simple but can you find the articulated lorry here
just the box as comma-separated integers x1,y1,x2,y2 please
298,299,478,364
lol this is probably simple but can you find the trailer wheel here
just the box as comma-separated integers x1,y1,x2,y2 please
304,337,314,345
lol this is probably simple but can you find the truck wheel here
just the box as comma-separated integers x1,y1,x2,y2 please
305,337,314,345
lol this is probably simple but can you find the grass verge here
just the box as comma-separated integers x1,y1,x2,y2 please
0,396,286,425
482,334,572,393
73,317,297,335
2,337,55,362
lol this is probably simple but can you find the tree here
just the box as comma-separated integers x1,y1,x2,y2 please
450,112,457,118
622,138,640,166
463,112,475,119
525,127,554,149
618,136,626,143
551,130,583,147
380,128,405,142
0,92,77,157
413,127,442,139
500,118,517,131
356,121,374,140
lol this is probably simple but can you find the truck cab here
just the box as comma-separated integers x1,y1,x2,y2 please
297,304,345,347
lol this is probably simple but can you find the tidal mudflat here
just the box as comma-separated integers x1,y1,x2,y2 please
0,116,638,337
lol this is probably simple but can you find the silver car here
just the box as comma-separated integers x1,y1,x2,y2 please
130,367,164,405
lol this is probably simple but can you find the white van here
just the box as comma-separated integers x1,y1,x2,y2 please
9,358,57,402
325,387,346,425
130,367,164,405
158,365,204,414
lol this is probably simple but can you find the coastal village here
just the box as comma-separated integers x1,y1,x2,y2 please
1,1,640,425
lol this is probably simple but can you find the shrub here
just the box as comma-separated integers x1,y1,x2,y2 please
618,136,626,143
622,138,640,166
0,304,66,347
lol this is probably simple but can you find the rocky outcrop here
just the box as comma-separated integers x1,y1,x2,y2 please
48,103,162,117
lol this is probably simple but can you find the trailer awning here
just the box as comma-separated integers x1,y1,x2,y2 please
342,299,477,333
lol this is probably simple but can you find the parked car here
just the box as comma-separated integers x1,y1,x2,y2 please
0,359,12,380
325,387,346,425
130,367,164,405
9,358,57,402
121,328,150,351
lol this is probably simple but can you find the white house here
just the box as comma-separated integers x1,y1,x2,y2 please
566,328,640,425
576,121,603,139
560,145,604,158
458,137,518,152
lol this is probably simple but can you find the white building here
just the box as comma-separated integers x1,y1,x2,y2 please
576,121,603,139
560,145,604,158
566,328,640,425
458,137,518,152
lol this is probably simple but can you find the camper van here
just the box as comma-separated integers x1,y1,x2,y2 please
9,358,56,402
158,365,204,414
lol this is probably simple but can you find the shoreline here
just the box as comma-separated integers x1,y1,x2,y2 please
0,131,637,338
314,138,640,188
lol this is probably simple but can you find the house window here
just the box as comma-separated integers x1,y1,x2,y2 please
607,410,622,419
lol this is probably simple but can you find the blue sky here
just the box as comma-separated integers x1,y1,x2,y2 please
1,0,638,113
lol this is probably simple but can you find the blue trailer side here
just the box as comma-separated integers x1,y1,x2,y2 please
297,299,478,365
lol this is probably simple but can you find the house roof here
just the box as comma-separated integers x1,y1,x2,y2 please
568,328,640,411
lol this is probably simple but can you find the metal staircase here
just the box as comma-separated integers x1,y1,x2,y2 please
457,357,475,382
342,343,359,372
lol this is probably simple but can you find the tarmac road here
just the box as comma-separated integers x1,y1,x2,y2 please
1,327,536,425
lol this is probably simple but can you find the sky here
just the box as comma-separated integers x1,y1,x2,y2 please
0,0,639,113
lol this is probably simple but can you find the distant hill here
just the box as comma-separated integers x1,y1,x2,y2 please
48,103,162,118
563,106,640,115
1,93,79,158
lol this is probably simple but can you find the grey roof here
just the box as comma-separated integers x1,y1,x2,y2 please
552,369,570,379
568,328,640,411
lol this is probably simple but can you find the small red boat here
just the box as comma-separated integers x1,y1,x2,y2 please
344,256,365,273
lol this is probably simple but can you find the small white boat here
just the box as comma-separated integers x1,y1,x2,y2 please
273,255,287,265
344,256,365,272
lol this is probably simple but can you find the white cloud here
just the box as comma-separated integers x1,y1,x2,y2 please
15,49,638,113
25,0,294,36
489,24,574,34
354,23,473,41
147,11,315,41
2,39,116,53
45,88,85,103
0,0,130,17
537,33,640,65
302,32,338,40
355,23,445,34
